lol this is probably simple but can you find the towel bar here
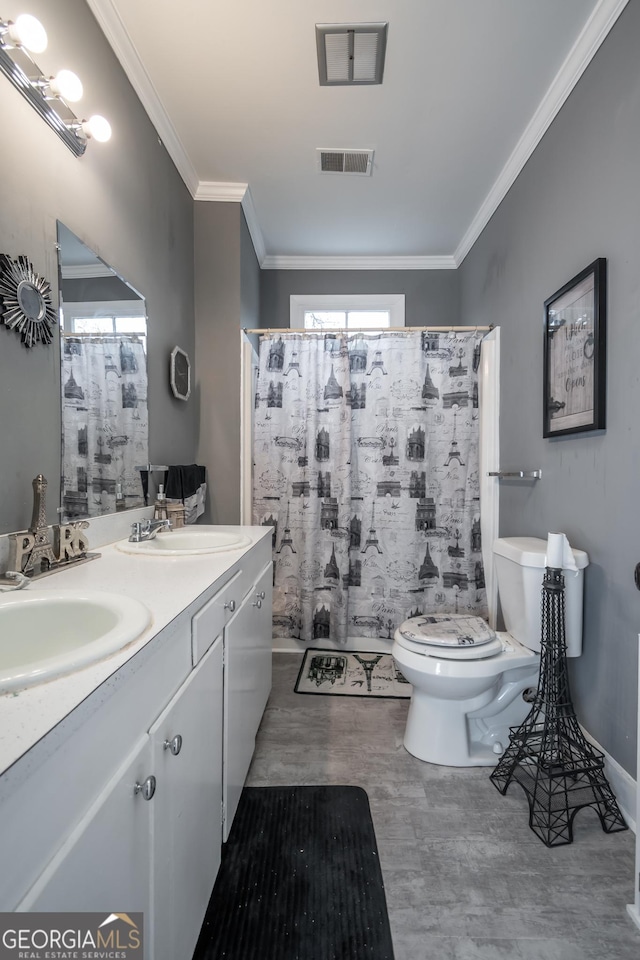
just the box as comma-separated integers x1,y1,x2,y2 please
487,470,542,480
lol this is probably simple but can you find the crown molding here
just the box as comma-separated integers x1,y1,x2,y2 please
454,0,630,265
86,0,200,196
261,255,457,271
194,181,248,202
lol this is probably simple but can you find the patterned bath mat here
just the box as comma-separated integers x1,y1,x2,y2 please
295,648,411,698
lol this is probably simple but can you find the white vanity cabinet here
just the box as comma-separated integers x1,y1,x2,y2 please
17,733,153,915
149,636,224,960
192,559,273,840
17,636,224,960
223,561,273,838
1,530,273,960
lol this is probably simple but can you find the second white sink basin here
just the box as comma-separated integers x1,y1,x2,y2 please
116,528,252,556
0,590,151,695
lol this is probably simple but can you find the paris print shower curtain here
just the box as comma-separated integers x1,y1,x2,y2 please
61,336,148,518
252,330,487,645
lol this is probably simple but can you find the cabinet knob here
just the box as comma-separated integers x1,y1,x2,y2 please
252,598,262,609
134,775,156,801
163,734,183,756
224,599,236,612
257,590,266,599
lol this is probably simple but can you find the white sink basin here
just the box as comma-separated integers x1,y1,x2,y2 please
116,528,252,556
0,590,151,694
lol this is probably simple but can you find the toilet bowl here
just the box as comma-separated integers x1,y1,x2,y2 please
392,537,589,767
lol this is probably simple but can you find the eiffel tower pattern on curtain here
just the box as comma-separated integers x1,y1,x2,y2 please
252,330,486,645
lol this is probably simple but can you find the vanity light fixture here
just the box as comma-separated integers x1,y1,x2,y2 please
46,69,83,102
66,113,112,143
0,11,111,156
2,12,47,52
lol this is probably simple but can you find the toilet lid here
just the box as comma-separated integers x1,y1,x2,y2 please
398,614,496,648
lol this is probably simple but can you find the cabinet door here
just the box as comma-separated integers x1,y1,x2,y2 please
223,563,273,838
18,735,152,921
149,636,224,960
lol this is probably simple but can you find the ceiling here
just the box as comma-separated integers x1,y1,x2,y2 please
87,0,626,268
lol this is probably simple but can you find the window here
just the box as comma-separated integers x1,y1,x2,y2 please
290,294,405,330
61,300,147,352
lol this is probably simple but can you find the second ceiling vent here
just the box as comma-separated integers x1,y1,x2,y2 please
316,23,388,86
317,149,374,176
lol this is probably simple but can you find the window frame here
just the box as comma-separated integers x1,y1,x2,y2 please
289,294,405,330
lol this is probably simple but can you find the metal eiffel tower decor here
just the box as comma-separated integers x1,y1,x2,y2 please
490,565,627,846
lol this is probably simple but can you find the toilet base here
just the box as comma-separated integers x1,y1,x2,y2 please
403,676,536,767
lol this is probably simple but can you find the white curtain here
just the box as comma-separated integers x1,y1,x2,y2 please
252,330,487,646
61,337,148,518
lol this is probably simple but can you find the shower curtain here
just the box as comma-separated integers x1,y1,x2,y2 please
61,336,148,518
252,330,487,645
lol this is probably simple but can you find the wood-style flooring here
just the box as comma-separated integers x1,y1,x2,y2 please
246,654,640,960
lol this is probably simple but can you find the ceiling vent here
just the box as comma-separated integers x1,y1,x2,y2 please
316,23,388,86
317,149,374,176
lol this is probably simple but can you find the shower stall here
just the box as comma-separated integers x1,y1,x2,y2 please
241,326,500,652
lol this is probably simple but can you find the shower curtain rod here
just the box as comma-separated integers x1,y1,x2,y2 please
242,325,493,335
61,331,144,338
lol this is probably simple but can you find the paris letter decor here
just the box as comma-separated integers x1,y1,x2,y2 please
490,556,627,846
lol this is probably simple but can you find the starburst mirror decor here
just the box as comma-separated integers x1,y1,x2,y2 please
0,254,57,347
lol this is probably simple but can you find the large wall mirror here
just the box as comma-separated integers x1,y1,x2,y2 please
57,222,149,519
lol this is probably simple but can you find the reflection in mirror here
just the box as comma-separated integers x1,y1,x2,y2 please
57,222,149,519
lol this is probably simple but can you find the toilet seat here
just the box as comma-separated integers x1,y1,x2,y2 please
396,614,504,661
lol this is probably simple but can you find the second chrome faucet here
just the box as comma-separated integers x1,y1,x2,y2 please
128,518,173,543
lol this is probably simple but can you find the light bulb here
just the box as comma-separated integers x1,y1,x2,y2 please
8,14,47,53
49,69,83,102
82,115,111,142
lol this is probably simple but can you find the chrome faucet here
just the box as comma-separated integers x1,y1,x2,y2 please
128,518,173,542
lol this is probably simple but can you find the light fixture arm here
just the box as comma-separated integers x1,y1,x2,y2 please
0,41,86,156
0,12,110,156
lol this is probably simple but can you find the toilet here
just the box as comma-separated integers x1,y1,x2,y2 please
392,536,589,766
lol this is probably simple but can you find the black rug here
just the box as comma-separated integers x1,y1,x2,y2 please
193,785,395,960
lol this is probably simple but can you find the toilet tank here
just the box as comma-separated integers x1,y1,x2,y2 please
493,537,589,657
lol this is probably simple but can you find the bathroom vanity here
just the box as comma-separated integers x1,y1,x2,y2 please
0,525,272,960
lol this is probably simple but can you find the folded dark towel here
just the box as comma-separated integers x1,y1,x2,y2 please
139,470,149,505
164,464,206,501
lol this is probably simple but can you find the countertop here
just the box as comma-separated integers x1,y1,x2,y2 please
0,523,271,779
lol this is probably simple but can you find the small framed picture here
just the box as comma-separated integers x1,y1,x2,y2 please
543,258,606,438
170,346,191,401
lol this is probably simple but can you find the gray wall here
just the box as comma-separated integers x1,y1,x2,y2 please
260,269,459,328
459,1,640,775
0,0,196,535
195,205,260,523
61,275,142,303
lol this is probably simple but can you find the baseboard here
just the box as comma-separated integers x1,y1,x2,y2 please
581,725,636,834
272,636,393,655
627,904,640,932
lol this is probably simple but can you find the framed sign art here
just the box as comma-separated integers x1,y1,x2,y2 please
543,258,606,438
